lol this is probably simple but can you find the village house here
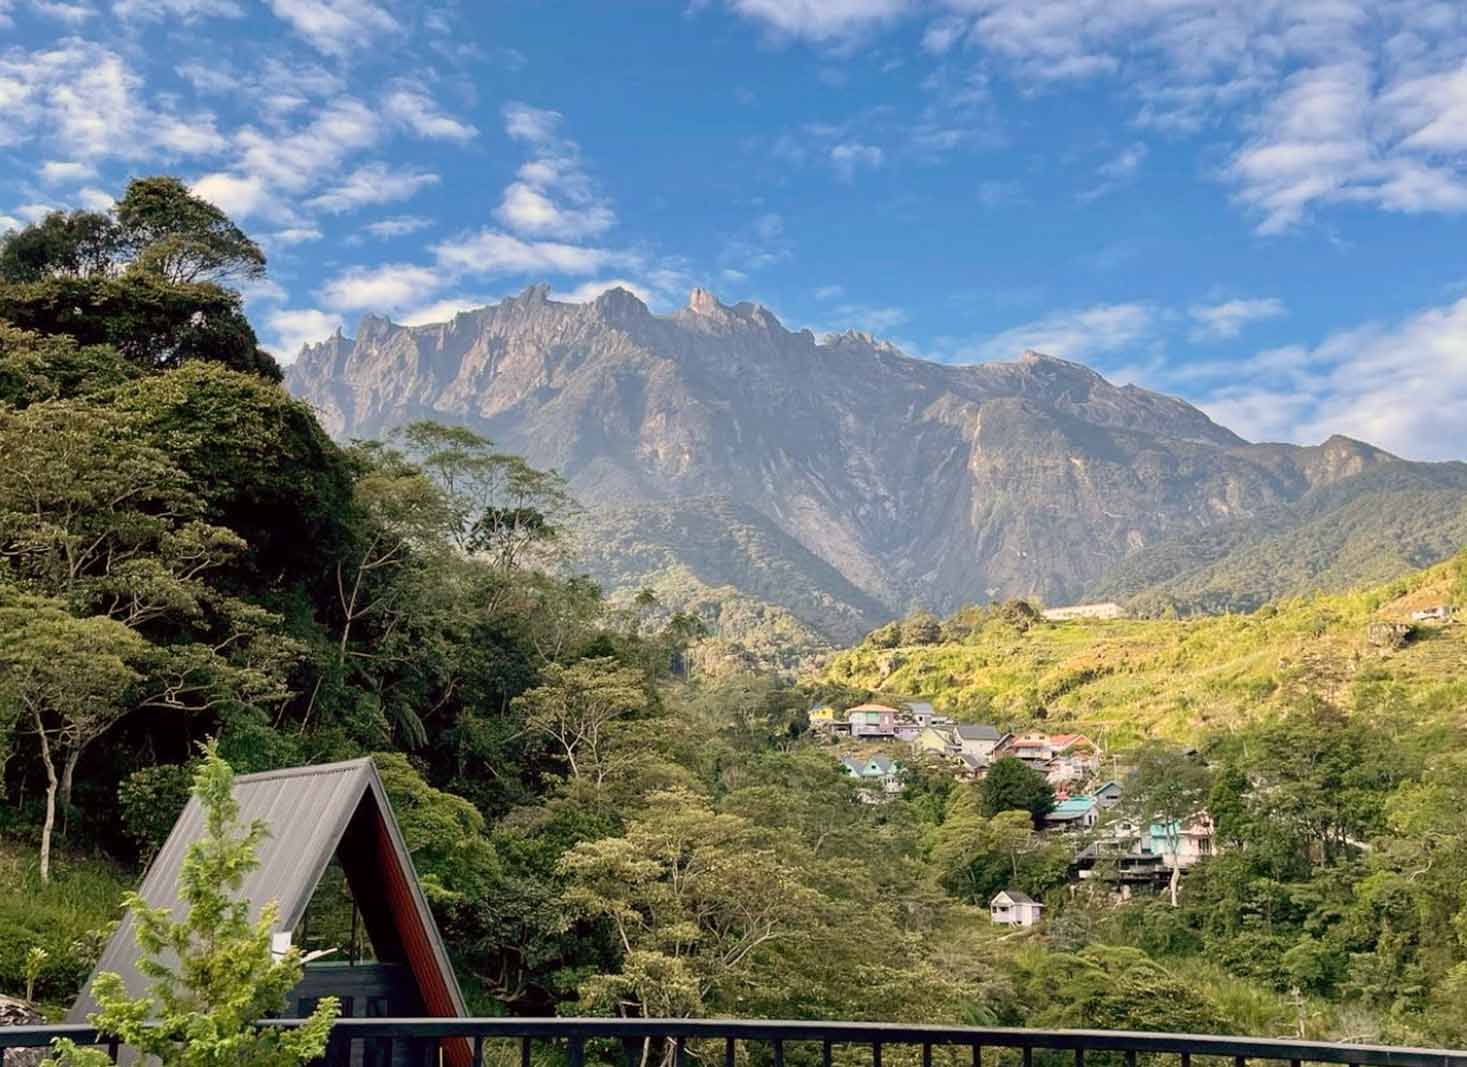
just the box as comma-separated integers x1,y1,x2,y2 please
1093,781,1123,809
912,724,960,756
839,755,904,801
1143,813,1216,869
847,703,899,739
953,723,1004,761
904,701,951,727
990,889,1044,926
1001,733,1054,767
1043,795,1100,831
808,706,837,730
1411,605,1453,623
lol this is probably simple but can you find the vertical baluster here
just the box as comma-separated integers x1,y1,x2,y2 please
775,1040,786,1067
1234,1057,1247,1067
569,1035,585,1067
1124,1052,1136,1067
972,1045,981,1067
1180,1054,1190,1067
522,1037,532,1067
1076,1050,1085,1067
923,1044,933,1067
106,1038,120,1064
471,1036,484,1067
674,1038,686,1067
873,1042,882,1067
726,1036,736,1067
1023,1048,1033,1067
823,1038,833,1067
623,1037,640,1067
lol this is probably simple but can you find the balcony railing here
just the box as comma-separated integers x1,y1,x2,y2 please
3,1018,1465,1067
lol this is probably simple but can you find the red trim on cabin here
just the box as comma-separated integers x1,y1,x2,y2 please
368,801,470,1067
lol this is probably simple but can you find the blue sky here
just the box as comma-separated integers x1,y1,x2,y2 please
3,0,1467,460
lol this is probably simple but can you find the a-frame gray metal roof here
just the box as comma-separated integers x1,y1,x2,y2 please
68,757,466,1023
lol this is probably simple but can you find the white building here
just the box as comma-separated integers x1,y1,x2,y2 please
990,889,1044,926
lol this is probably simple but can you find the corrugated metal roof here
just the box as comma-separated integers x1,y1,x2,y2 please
68,757,465,1025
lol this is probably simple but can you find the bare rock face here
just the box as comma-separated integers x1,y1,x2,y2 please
285,286,1408,619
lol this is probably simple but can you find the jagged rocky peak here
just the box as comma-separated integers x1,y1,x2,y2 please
590,285,650,321
687,287,722,315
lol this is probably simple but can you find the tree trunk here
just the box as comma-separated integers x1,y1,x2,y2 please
1168,857,1181,907
35,714,58,885
61,746,81,812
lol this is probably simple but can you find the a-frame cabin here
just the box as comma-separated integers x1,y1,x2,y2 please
68,759,467,1065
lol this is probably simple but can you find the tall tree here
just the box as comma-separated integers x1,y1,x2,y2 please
0,593,146,881
113,177,266,285
980,756,1056,827
1117,746,1212,906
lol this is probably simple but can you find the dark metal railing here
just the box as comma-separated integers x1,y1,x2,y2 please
3,1019,1465,1067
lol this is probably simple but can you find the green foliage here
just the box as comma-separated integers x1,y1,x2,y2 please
113,177,266,285
0,844,124,1006
979,757,1056,826
47,744,339,1067
118,763,196,856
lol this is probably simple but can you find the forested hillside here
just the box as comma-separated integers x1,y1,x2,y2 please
3,180,1467,1052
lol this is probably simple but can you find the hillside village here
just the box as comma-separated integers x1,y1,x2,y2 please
815,698,1218,923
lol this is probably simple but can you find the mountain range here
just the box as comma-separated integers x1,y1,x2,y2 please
285,285,1467,642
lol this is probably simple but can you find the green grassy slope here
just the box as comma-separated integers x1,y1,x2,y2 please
824,553,1467,745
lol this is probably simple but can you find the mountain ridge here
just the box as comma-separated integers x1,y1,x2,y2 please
285,285,1461,628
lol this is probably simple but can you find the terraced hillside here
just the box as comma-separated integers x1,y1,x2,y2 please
823,553,1467,745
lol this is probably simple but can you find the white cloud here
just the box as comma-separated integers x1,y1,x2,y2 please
234,97,382,194
493,102,616,240
433,229,635,277
962,302,1159,362
268,226,323,246
265,307,344,360
814,284,845,301
0,215,22,233
384,85,477,142
266,0,398,56
830,141,884,179
191,172,270,218
397,295,494,327
76,186,113,210
0,41,228,163
320,262,443,311
1195,297,1467,460
364,215,431,238
1189,297,1286,341
307,163,438,214
33,0,96,22
114,0,241,17
931,1,1467,231
725,0,911,41
39,160,96,184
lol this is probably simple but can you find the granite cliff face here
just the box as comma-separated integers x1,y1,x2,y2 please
286,285,1436,626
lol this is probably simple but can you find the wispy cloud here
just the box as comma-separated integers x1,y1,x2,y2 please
1189,297,1286,341
493,103,616,240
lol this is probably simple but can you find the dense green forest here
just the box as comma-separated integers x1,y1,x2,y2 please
2,179,1467,1051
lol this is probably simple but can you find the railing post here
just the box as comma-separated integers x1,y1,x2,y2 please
725,1036,736,1067
569,1035,585,1067
775,1039,786,1067
873,1041,883,1067
823,1038,833,1067
1076,1049,1085,1067
675,1037,686,1067
522,1036,532,1067
923,1043,933,1067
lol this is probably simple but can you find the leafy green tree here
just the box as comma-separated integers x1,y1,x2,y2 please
559,788,823,1018
514,657,648,790
0,322,136,408
901,611,942,645
0,592,147,881
1116,746,1212,906
0,208,118,282
113,177,266,285
980,756,1055,826
46,743,339,1067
